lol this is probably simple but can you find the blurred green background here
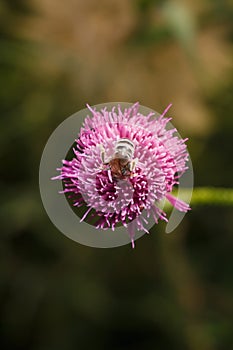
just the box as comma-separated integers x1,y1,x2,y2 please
0,0,233,349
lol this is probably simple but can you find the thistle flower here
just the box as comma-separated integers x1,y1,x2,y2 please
53,103,190,247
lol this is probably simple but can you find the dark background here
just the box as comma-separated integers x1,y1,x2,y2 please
0,1,233,349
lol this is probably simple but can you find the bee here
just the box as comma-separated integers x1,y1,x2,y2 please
100,138,138,180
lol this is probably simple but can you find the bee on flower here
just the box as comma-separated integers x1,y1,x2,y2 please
99,138,138,180
53,102,190,248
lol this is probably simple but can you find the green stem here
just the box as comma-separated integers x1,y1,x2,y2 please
173,187,233,206
192,187,233,206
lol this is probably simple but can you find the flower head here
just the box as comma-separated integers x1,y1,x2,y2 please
53,103,190,247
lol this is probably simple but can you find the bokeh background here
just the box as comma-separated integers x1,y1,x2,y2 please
1,0,233,349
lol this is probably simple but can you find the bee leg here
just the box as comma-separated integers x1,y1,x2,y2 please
99,144,106,163
129,158,138,172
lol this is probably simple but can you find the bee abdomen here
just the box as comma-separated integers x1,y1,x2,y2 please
115,138,135,160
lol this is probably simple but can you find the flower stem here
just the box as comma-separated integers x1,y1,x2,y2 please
172,187,233,207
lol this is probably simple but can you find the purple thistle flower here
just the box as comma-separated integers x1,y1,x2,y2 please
53,103,190,248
